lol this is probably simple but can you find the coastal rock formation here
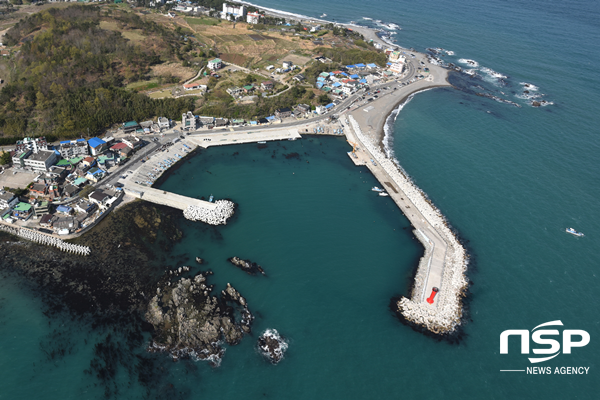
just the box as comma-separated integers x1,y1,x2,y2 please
196,257,204,264
258,329,288,364
227,257,266,276
146,271,253,365
349,116,469,336
183,200,235,225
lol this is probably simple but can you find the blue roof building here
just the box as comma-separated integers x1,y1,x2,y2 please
332,82,342,87
350,74,360,79
367,63,378,68
56,205,72,214
88,137,107,156
346,65,356,69
359,79,367,84
355,63,366,68
324,103,335,109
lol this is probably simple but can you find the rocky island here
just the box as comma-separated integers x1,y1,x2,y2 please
146,270,253,365
258,329,289,365
228,257,266,276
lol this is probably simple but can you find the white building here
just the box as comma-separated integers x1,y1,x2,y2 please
57,139,89,159
207,58,223,71
247,12,261,24
389,61,405,75
0,191,18,210
282,60,293,69
222,3,246,20
23,150,58,172
158,117,170,129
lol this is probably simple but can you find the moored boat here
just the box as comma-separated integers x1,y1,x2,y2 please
371,186,384,192
379,192,389,197
209,194,214,202
566,227,584,237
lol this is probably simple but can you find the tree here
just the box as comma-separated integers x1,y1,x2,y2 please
0,151,11,165
318,94,330,105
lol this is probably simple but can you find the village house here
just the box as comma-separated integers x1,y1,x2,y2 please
207,58,223,71
63,184,81,198
11,202,33,220
0,191,18,210
29,183,48,198
275,107,293,119
122,136,142,150
260,81,274,91
122,121,140,134
294,104,311,116
389,62,405,75
293,74,305,82
85,167,106,183
199,116,215,126
75,201,97,216
183,83,207,91
158,117,170,130
39,214,54,228
81,157,96,170
89,190,110,206
214,118,228,127
227,87,244,97
88,137,108,156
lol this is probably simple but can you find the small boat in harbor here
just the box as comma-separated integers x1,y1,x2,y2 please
209,194,214,202
258,141,267,144
379,192,389,197
320,13,327,18
566,227,584,237
371,186,384,192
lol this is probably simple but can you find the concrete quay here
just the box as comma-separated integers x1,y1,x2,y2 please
346,113,468,335
187,127,302,147
124,183,216,212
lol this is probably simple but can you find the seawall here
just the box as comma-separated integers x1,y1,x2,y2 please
346,113,468,335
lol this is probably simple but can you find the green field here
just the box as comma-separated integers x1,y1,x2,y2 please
186,17,220,26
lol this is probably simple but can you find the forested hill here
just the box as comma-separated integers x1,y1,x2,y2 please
0,5,194,143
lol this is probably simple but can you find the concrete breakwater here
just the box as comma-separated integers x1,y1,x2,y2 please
0,223,91,256
347,115,468,334
183,200,235,225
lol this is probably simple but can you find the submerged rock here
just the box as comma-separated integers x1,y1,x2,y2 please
227,257,266,276
196,257,204,264
258,329,288,364
146,271,253,366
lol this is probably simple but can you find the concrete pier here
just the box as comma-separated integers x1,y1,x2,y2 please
187,127,302,147
346,114,468,334
124,184,216,211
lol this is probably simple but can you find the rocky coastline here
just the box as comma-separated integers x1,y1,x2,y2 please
146,268,253,366
227,256,266,276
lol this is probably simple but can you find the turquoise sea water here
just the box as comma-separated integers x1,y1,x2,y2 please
2,0,600,398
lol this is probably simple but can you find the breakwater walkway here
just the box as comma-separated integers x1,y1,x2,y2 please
0,221,91,255
346,115,468,335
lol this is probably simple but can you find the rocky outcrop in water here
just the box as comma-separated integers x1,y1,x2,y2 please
258,329,288,364
227,257,266,276
146,270,253,365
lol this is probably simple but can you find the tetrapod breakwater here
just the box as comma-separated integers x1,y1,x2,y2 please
0,223,91,256
347,115,468,335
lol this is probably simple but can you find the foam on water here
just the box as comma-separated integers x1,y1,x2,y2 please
458,58,479,67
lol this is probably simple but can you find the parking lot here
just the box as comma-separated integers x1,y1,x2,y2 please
0,168,37,189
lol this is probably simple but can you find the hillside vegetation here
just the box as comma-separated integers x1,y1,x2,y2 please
0,5,194,143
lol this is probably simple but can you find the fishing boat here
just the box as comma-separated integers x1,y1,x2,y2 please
379,192,389,197
258,141,267,144
320,13,327,18
208,195,214,202
371,186,384,192
566,227,584,237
